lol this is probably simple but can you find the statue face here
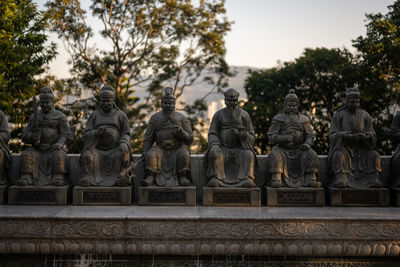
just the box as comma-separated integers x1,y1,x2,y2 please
225,97,238,111
347,96,360,112
162,98,175,112
100,97,114,113
39,98,54,113
284,100,298,115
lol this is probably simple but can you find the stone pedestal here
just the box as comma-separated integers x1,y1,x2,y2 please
0,185,6,204
202,187,261,206
390,186,400,206
265,187,325,206
138,186,196,206
8,185,69,205
73,186,132,206
327,187,389,207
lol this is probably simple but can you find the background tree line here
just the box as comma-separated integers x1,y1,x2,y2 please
2,0,400,155
244,1,400,155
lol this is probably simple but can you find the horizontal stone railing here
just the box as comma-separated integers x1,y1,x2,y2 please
6,154,393,203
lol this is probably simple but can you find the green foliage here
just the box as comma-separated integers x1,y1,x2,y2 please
45,0,232,153
244,48,357,154
0,0,57,151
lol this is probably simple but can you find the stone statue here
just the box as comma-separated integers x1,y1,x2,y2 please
0,110,10,185
204,88,257,187
384,111,400,187
328,88,382,188
18,87,71,186
79,85,132,187
267,89,320,188
142,87,193,187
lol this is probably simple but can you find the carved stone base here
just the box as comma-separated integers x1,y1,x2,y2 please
265,187,325,206
202,187,261,206
8,185,69,205
327,187,389,206
390,186,400,206
73,186,132,206
138,186,196,206
0,185,6,204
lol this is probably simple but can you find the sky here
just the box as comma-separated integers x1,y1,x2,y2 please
37,0,395,78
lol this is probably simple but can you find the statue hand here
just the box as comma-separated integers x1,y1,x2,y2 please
95,127,106,137
238,128,247,140
119,143,130,162
174,125,183,136
300,143,311,150
32,130,41,145
52,142,63,150
284,133,294,144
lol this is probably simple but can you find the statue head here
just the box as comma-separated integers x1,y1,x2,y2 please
161,87,175,114
346,88,360,113
99,85,115,113
39,86,54,114
284,89,299,115
224,88,239,112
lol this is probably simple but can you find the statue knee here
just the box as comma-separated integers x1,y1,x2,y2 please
146,148,160,161
82,150,95,164
241,150,254,160
209,145,223,160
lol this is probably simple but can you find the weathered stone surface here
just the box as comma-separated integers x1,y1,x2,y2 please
327,186,390,206
8,185,69,205
0,185,6,204
73,186,131,206
0,206,400,256
265,187,325,206
202,187,261,206
138,186,196,206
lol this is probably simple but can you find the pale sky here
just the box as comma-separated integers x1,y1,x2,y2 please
36,0,395,78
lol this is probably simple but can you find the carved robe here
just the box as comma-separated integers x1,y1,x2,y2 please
328,107,381,188
389,112,400,186
204,107,257,187
21,109,71,185
143,111,193,186
80,108,131,186
267,112,318,187
0,110,10,185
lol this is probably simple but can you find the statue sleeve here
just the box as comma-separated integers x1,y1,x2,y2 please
303,121,315,146
143,117,155,154
243,112,255,146
180,117,194,145
57,117,72,145
364,112,377,147
267,119,281,145
391,113,400,142
208,112,220,147
0,113,10,143
22,115,35,144
118,112,131,146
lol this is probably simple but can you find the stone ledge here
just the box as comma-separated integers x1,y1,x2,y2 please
0,205,400,256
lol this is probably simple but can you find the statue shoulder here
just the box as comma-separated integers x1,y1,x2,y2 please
148,111,163,124
358,108,373,120
41,109,66,120
173,111,188,121
272,112,286,122
298,113,310,123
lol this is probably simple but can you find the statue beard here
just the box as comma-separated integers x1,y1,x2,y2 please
101,104,113,113
285,108,298,115
227,104,236,113
163,107,174,117
41,104,53,114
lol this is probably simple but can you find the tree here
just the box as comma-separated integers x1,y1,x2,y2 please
353,0,400,153
45,0,232,153
0,0,57,151
244,48,358,155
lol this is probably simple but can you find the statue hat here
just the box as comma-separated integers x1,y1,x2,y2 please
162,87,175,100
100,85,115,98
346,87,360,98
285,89,298,103
224,88,239,98
39,86,54,100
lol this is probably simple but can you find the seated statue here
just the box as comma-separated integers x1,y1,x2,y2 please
328,88,382,188
0,110,10,185
204,88,257,187
267,89,320,188
79,86,132,187
384,111,400,187
18,87,71,186
142,87,193,187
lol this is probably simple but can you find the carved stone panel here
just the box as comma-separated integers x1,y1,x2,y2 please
265,187,325,206
327,187,389,206
202,187,261,206
138,186,196,206
73,186,131,206
8,185,69,205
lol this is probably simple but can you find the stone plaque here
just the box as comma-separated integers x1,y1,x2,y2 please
202,187,261,206
8,185,69,205
265,187,325,207
0,185,6,204
327,187,389,207
139,186,196,206
73,186,131,206
83,191,121,203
